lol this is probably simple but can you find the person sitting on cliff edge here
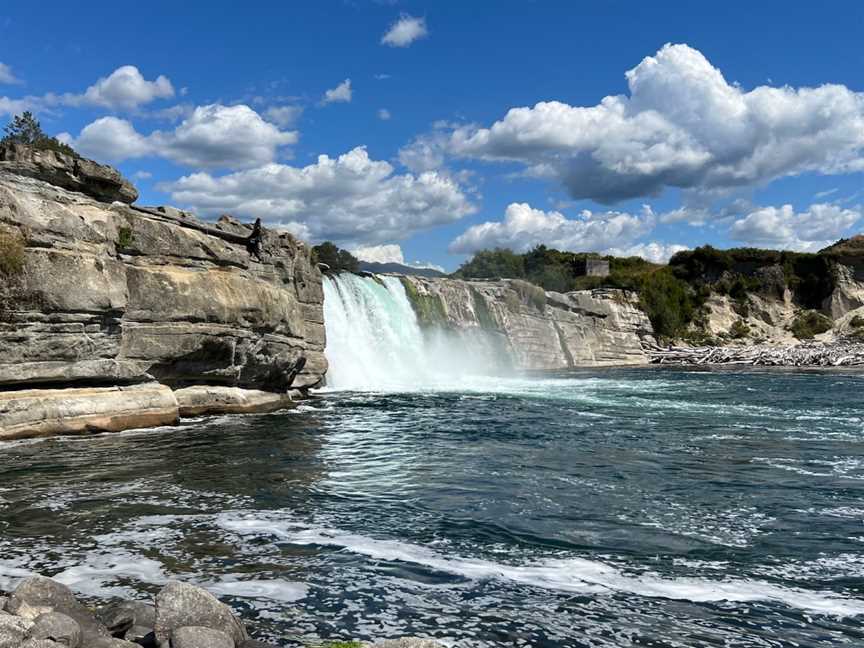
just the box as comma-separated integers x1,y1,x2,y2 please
246,218,263,259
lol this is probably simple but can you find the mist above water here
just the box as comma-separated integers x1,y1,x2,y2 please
322,273,509,391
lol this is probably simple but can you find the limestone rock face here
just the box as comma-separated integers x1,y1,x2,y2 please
0,169,327,396
0,384,179,441
824,263,864,320
0,143,137,204
400,277,653,369
173,385,296,416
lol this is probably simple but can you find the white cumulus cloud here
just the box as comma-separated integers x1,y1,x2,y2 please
352,244,405,264
72,65,174,110
435,43,864,203
729,203,861,251
0,63,21,85
66,104,297,169
162,146,475,246
264,105,303,128
606,242,690,264
381,15,428,47
322,79,352,105
449,202,656,255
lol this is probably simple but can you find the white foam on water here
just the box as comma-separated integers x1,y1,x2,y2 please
206,579,308,602
217,514,864,617
50,551,170,599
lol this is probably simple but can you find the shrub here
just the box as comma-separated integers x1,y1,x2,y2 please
729,319,750,339
789,310,833,339
0,228,25,277
850,314,864,328
639,267,703,340
117,226,134,248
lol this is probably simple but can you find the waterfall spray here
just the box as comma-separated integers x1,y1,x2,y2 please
322,274,509,391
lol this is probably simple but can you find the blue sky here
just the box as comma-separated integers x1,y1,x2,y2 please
2,1,863,271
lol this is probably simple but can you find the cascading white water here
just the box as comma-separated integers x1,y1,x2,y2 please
322,274,508,391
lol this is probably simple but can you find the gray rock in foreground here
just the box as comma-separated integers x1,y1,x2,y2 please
1,574,448,648
154,581,247,647
28,612,81,647
7,577,110,645
171,626,235,648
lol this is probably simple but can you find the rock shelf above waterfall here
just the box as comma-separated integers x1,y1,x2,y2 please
0,146,326,440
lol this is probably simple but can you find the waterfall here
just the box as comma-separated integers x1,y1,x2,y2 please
322,274,508,391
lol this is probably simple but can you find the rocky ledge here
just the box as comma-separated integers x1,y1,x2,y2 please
0,575,440,648
0,144,327,441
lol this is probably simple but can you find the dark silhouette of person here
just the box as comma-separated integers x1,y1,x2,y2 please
247,218,263,259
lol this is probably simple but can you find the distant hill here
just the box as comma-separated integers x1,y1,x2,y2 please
820,235,864,257
358,261,446,278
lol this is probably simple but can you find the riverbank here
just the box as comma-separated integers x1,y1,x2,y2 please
0,575,438,648
645,340,864,367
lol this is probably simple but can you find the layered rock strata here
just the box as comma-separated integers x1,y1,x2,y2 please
400,276,654,369
0,146,326,440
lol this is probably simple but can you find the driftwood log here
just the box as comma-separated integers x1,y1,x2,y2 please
645,341,864,367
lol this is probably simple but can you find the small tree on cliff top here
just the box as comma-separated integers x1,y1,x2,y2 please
2,111,79,157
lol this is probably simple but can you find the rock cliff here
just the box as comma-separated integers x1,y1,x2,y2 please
0,146,326,440
400,276,653,369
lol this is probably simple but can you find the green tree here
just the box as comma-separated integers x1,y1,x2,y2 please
2,112,79,157
3,111,44,145
639,267,701,340
454,248,525,279
312,241,360,273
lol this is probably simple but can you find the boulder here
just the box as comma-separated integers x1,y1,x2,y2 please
86,639,140,648
20,640,64,648
6,577,110,644
0,383,180,441
173,386,296,416
0,143,137,204
29,612,81,647
124,627,156,647
97,601,155,638
170,626,235,648
0,614,31,648
154,582,246,647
